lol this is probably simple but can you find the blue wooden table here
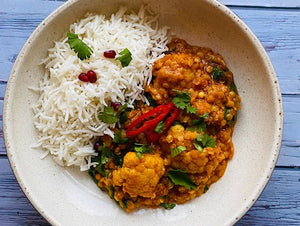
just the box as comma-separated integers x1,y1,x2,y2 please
0,0,299,225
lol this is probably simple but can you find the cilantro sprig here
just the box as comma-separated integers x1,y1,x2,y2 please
171,146,186,157
89,144,111,177
172,90,196,114
224,107,237,126
230,82,237,93
133,143,152,158
113,130,128,144
160,203,176,210
67,32,93,60
168,169,197,190
98,104,128,124
193,133,215,152
211,67,226,81
117,48,132,67
155,121,165,134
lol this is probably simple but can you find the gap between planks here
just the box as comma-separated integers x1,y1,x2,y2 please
0,157,299,225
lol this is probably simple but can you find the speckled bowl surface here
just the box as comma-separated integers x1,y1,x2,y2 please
3,0,283,225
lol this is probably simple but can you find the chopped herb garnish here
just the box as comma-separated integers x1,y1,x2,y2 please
168,169,197,190
224,107,236,126
198,112,209,119
230,82,237,93
191,119,206,133
211,67,226,81
113,130,128,144
186,127,196,131
108,185,115,199
203,185,209,193
145,92,157,107
119,112,128,124
155,121,165,134
172,90,197,114
160,203,176,210
67,32,93,60
89,144,111,177
172,121,181,126
98,104,128,124
98,144,111,165
133,143,152,158
171,146,186,157
193,133,215,152
98,106,118,124
117,48,132,67
116,103,128,115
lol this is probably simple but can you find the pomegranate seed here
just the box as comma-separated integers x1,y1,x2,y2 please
78,73,89,82
103,50,116,58
94,141,102,151
111,102,122,111
87,70,97,83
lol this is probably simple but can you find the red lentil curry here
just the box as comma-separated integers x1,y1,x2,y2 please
89,38,241,212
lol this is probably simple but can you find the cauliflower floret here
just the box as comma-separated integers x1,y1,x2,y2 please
161,124,225,174
112,152,165,198
171,148,225,174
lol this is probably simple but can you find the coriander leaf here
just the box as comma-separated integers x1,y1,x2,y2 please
117,48,132,67
201,133,215,148
171,121,181,126
160,203,176,210
168,169,197,190
98,106,118,124
98,145,111,165
198,112,209,119
193,133,215,151
191,119,206,133
230,82,237,93
211,67,226,81
119,112,128,124
116,103,128,116
228,114,237,126
193,139,203,152
145,92,157,107
111,150,129,167
186,105,197,114
90,144,111,177
155,121,165,134
108,185,114,199
67,32,93,60
203,185,209,193
171,146,186,157
172,90,191,110
133,143,152,158
95,164,106,177
224,107,236,126
186,127,196,131
113,130,128,144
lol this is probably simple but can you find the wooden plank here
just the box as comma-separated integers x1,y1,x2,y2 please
231,8,300,95
237,168,300,225
222,0,300,8
0,5,300,165
0,3,299,95
0,157,299,225
277,94,300,167
1,94,300,167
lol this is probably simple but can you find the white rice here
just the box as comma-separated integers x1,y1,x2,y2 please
33,6,168,171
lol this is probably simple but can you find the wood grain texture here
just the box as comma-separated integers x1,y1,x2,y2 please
222,0,300,8
0,157,299,225
0,0,299,166
0,0,299,225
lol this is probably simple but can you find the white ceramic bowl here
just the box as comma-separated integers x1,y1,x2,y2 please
3,0,283,225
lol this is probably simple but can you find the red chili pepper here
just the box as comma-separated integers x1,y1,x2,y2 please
146,105,179,143
126,103,174,137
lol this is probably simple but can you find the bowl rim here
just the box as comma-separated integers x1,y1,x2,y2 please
3,0,283,225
